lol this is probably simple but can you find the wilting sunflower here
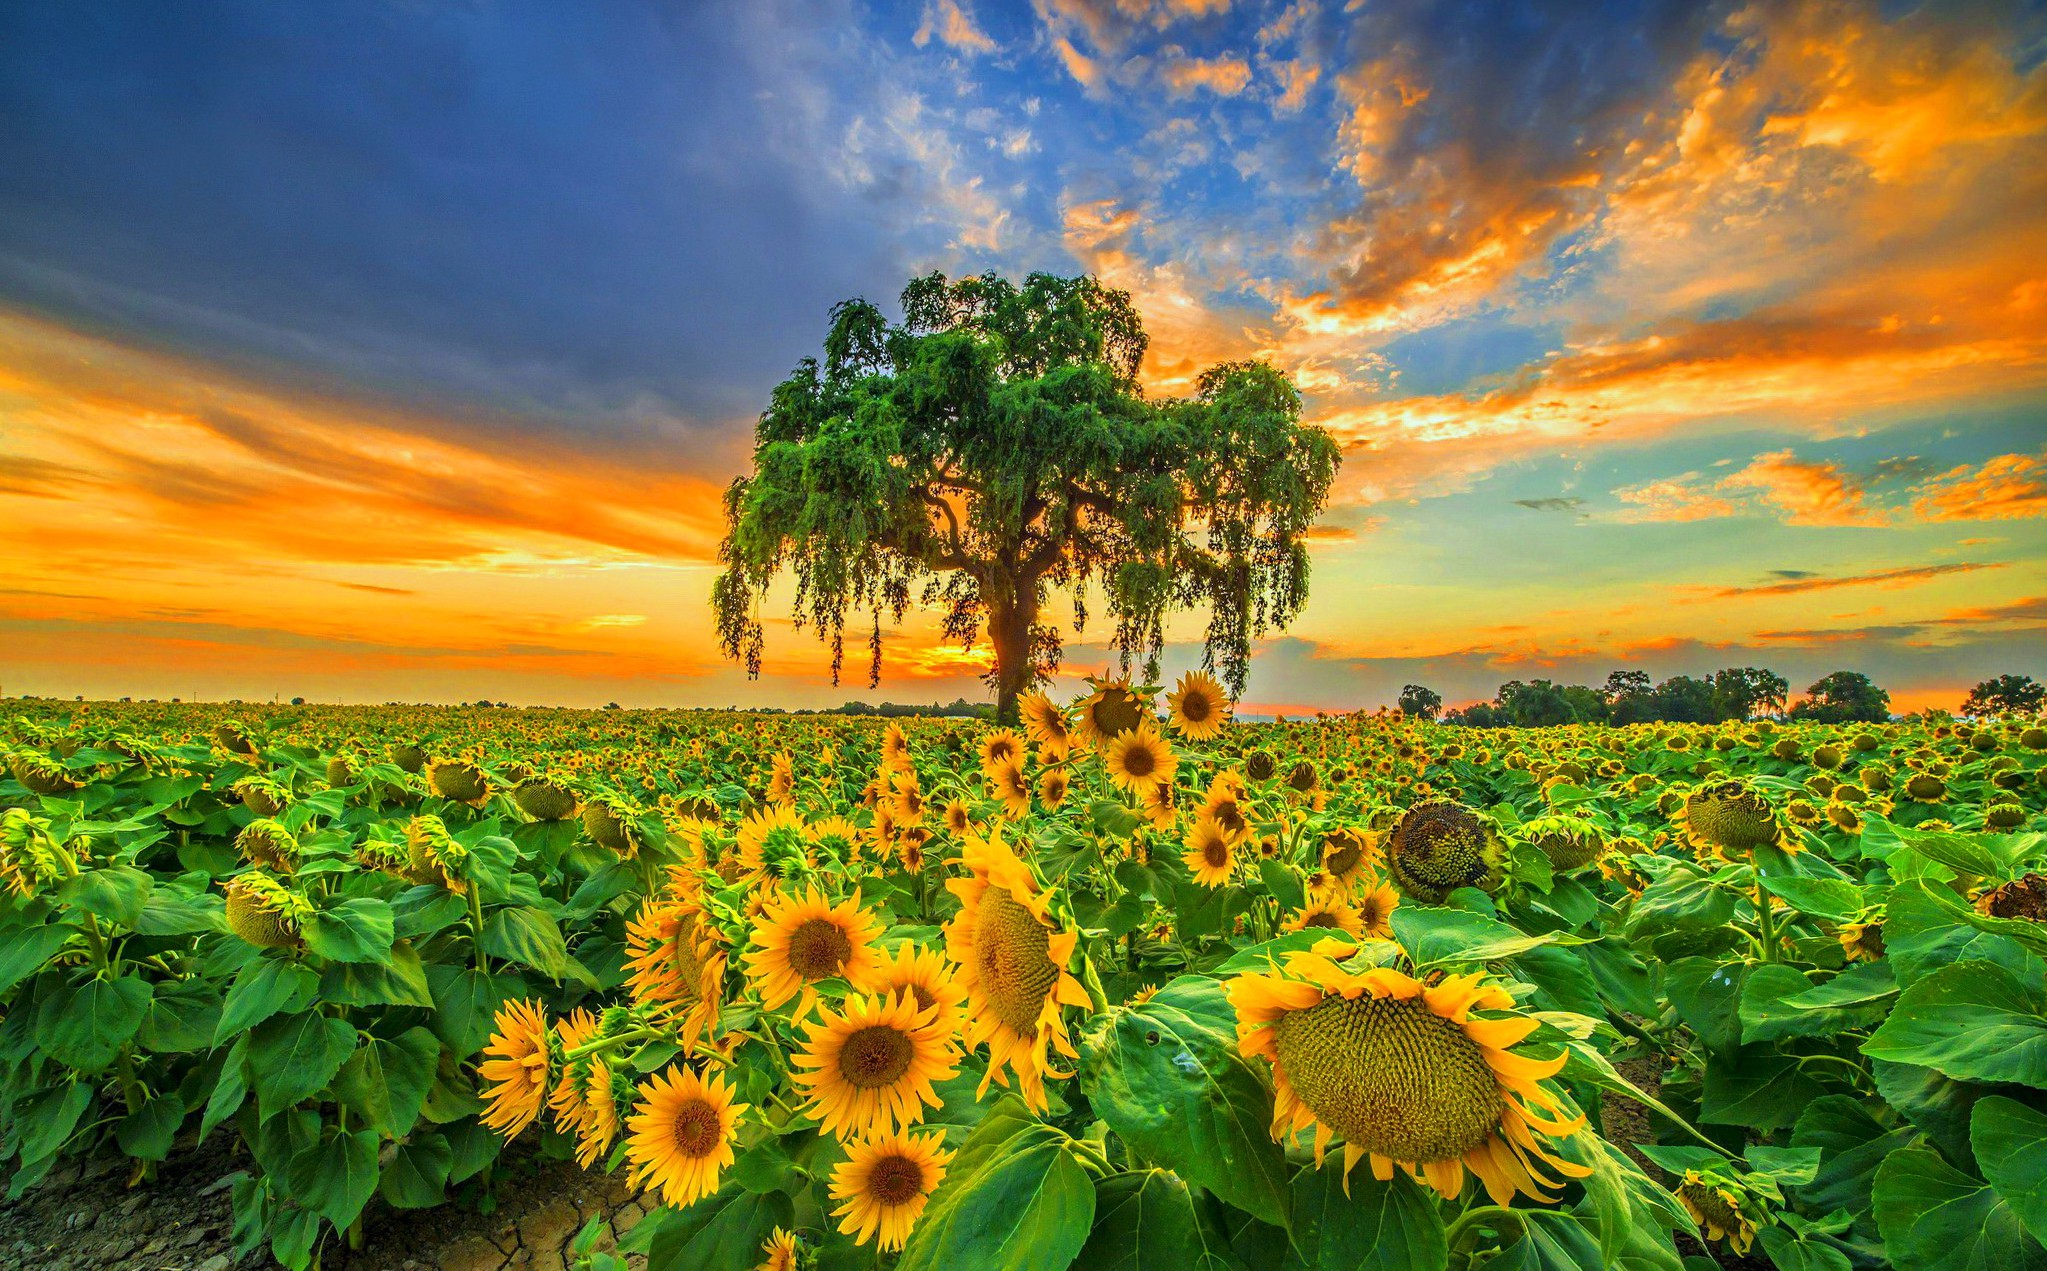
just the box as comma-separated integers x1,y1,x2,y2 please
1518,815,1607,871
406,813,474,892
1103,720,1177,796
829,1129,953,1252
0,809,67,898
223,872,313,950
623,895,726,1051
479,999,554,1138
989,759,1033,820
1676,779,1785,856
757,1229,799,1271
1677,1172,1758,1255
744,886,886,1014
625,1065,745,1209
584,796,644,858
430,759,490,805
1019,691,1071,754
1386,801,1503,904
1230,954,1588,1203
873,942,967,1035
513,776,578,822
792,990,960,1140
1072,678,1153,750
235,819,299,872
1167,670,1231,740
979,729,1026,777
944,828,1092,1110
1182,812,1238,888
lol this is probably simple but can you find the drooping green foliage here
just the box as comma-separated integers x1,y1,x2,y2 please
712,271,1341,719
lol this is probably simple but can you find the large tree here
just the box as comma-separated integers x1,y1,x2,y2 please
712,272,1341,722
1962,674,2045,717
1790,670,1892,723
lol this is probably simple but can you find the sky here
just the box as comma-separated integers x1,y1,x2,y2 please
1,0,2044,715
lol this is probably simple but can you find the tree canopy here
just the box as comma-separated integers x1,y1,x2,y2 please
1789,670,1892,723
1962,673,2045,717
712,271,1341,720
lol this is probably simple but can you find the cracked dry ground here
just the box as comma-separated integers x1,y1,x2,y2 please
0,1134,653,1271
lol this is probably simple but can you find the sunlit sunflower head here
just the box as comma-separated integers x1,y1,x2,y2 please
1182,812,1238,888
943,826,1092,1110
222,872,313,950
766,750,796,805
829,1129,953,1252
1677,780,1783,856
897,827,929,873
1283,892,1365,937
624,1065,746,1210
1354,877,1400,939
1230,955,1589,1203
1517,815,1607,871
942,798,974,836
757,1228,799,1271
1319,828,1380,888
979,728,1026,778
430,759,491,805
880,723,912,773
1202,771,1252,841
1037,765,1070,809
623,894,726,1050
1103,720,1177,796
1138,777,1180,831
988,758,1033,820
744,885,886,1014
874,942,968,1034
1386,800,1503,904
1019,690,1071,752
1073,679,1153,749
235,818,300,872
513,776,579,822
1677,1172,1759,1255
890,769,929,827
1167,669,1231,740
479,999,555,1139
545,1009,604,1139
793,989,961,1140
738,803,814,887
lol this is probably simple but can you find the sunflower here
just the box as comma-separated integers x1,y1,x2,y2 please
1019,691,1071,753
737,804,813,889
1167,670,1231,740
513,776,578,822
430,759,490,805
235,819,300,872
1201,772,1252,841
479,999,554,1139
1103,720,1177,797
624,1066,746,1209
223,872,313,950
583,796,643,858
1182,813,1238,888
944,828,1092,1109
766,751,796,805
1319,828,1379,890
891,769,929,827
979,729,1026,777
881,723,912,773
793,990,960,1140
942,798,974,836
808,815,864,862
547,1009,622,1168
1677,1172,1758,1255
1354,876,1400,939
1072,678,1153,750
1230,954,1588,1203
744,886,886,1014
623,895,726,1051
1838,918,1885,962
829,1129,953,1252
1037,766,1070,809
757,1228,799,1271
988,758,1033,820
1518,815,1607,871
1283,891,1364,936
1677,780,1784,855
1385,801,1503,904
873,942,968,1034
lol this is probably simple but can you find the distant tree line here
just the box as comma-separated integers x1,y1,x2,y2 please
1406,670,2045,728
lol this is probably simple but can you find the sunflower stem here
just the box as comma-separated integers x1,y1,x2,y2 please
1753,883,1779,963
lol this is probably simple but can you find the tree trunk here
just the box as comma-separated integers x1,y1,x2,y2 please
987,587,1035,725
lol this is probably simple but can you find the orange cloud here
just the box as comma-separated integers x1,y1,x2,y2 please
1159,51,1251,97
1720,449,1885,528
1692,562,2003,600
914,0,997,54
1912,451,2047,522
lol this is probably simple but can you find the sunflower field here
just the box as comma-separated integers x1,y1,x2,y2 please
2,679,2045,1271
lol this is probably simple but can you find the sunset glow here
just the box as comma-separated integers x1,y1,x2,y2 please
2,0,2042,711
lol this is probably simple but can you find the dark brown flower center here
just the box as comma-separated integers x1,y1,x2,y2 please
868,1153,926,1206
838,1024,917,1089
1120,744,1157,778
788,917,853,979
670,1096,723,1158
1202,837,1230,869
